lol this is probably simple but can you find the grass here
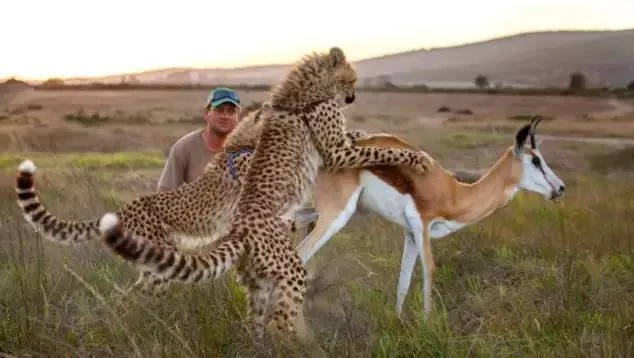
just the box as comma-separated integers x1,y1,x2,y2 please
443,118,634,140
0,155,632,357
4,89,634,142
440,130,507,149
0,152,165,171
589,147,634,173
508,114,555,122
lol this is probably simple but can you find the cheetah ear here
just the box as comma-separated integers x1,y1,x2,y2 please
328,47,346,68
261,101,272,114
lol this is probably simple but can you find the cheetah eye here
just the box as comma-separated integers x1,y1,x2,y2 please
531,156,541,167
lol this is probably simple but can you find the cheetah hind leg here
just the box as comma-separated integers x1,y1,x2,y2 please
243,274,278,357
265,257,326,357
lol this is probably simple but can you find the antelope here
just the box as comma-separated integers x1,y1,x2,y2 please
297,117,565,318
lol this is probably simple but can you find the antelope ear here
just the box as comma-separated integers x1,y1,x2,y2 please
530,115,543,131
535,136,543,147
514,124,531,156
328,47,346,68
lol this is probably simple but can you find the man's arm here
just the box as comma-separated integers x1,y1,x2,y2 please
157,144,187,192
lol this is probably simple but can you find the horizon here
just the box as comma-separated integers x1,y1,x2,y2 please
2,0,634,81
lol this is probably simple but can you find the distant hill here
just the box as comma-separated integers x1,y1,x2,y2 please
0,78,31,89
16,28,634,88
0,78,32,95
355,29,634,88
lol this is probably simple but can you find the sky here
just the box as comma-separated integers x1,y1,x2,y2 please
2,0,633,81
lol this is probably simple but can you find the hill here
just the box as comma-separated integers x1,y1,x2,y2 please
0,78,33,105
0,78,32,92
20,28,634,88
357,29,634,88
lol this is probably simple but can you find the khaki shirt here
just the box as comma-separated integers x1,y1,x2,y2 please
156,127,319,230
157,129,219,190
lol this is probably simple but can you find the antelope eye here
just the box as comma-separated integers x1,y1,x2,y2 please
531,156,541,167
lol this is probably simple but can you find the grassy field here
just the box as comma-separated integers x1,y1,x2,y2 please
0,89,633,357
2,89,634,154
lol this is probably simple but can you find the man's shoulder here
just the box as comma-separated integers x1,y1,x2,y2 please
175,129,203,145
171,129,203,150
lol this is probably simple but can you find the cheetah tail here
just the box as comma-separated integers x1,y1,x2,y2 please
16,159,101,245
98,213,245,284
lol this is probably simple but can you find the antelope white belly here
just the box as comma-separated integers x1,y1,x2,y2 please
357,172,468,239
428,219,467,239
357,171,418,229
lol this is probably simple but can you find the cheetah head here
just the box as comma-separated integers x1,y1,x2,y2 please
327,47,357,107
270,47,358,111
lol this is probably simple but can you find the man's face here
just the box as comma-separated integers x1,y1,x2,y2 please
204,102,239,135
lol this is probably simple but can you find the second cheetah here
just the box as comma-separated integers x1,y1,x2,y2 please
15,105,273,296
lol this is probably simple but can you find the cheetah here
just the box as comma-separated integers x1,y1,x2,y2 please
15,104,273,296
97,46,434,344
15,96,369,297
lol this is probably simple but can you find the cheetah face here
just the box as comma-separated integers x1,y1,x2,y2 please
327,47,357,107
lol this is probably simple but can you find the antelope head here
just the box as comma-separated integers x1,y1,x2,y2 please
513,116,566,200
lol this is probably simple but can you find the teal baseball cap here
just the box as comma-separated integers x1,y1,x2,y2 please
205,87,240,109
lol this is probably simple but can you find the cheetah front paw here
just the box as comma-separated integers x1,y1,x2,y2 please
413,152,434,174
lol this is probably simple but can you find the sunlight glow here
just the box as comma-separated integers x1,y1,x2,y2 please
1,0,633,80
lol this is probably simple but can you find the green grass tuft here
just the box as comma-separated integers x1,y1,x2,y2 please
0,151,165,171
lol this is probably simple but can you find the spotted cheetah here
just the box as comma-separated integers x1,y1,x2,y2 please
97,46,434,343
14,104,275,296
15,98,370,297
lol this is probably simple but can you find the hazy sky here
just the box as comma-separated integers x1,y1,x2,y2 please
2,0,633,80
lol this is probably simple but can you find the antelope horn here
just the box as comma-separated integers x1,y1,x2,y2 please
529,115,543,131
528,115,542,148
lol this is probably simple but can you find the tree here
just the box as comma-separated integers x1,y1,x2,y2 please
474,74,489,89
41,78,65,88
568,71,586,90
627,81,634,90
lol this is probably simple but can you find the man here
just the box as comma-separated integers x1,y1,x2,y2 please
156,86,318,235
157,87,242,192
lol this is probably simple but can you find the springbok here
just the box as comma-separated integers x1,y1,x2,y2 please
297,117,565,318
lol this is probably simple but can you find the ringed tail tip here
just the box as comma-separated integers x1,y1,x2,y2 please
99,213,119,233
18,159,36,174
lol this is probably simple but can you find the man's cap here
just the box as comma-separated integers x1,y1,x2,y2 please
205,87,240,109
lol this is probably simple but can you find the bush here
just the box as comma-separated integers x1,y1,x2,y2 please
568,71,587,90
